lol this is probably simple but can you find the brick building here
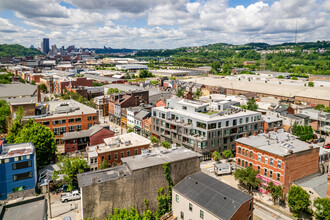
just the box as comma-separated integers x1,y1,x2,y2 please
54,77,93,94
62,124,114,153
87,132,151,170
173,172,253,220
31,100,98,145
236,130,320,196
262,115,283,133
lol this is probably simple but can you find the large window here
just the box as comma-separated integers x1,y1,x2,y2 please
269,170,273,179
258,154,261,162
176,194,179,203
180,211,184,219
13,171,33,181
53,128,59,135
76,125,81,131
208,123,216,129
264,168,268,176
52,120,59,125
270,158,274,166
265,156,268,164
60,127,66,134
69,126,75,132
12,160,32,170
277,173,281,181
200,210,204,219
197,121,206,129
238,147,241,154
189,203,193,211
60,119,66,124
68,118,75,123
43,121,50,126
75,118,81,122
277,160,282,169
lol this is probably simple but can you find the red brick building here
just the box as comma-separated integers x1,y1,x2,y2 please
262,115,283,133
236,131,320,196
33,100,98,146
62,125,114,153
54,77,93,94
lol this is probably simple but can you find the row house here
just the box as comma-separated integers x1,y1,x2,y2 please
236,130,319,196
54,77,93,94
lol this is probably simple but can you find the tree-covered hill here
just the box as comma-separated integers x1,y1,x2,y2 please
0,44,42,57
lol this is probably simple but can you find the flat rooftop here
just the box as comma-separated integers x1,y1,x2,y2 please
0,142,35,159
184,77,330,100
121,147,202,171
294,173,328,198
262,115,283,123
0,83,37,99
98,133,151,154
236,130,319,157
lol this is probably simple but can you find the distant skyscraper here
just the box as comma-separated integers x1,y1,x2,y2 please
41,38,49,54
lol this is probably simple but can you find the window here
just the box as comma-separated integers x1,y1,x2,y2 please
265,156,268,164
277,160,282,169
240,118,243,124
258,154,261,161
270,158,274,166
90,159,93,164
242,149,245,155
270,170,273,179
189,203,193,211
60,119,66,124
277,173,281,181
68,118,74,123
60,127,66,134
52,120,59,125
238,158,241,166
182,106,187,110
93,116,97,120
114,153,118,160
246,117,249,123
75,118,81,122
101,156,104,161
208,123,216,129
249,201,252,211
218,122,221,128
135,149,138,155
43,121,50,126
200,210,204,219
245,161,248,167
121,152,124,158
13,171,32,181
180,211,184,219
76,125,81,131
249,163,252,167
88,116,92,121
127,151,130,157
250,151,253,158
238,147,241,154
108,155,111,160
53,128,59,135
88,123,92,129
12,160,32,170
176,194,179,203
196,121,206,129
257,166,260,172
264,168,268,176
69,126,75,132
233,119,237,126
226,121,229,127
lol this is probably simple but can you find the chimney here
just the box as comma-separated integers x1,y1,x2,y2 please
274,128,277,132
327,173,330,199
37,85,41,103
244,133,248,138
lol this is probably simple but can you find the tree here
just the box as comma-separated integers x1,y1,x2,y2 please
308,82,314,87
14,119,57,166
278,75,285,79
161,141,171,149
193,88,202,99
265,181,283,205
176,86,185,98
211,61,221,74
127,128,134,133
314,104,325,111
314,197,330,220
0,100,10,134
53,156,89,191
6,106,24,143
99,159,109,170
291,76,298,80
241,98,258,111
150,136,159,145
212,151,221,161
107,88,120,94
233,167,261,194
40,84,47,93
222,150,234,159
139,69,154,78
288,185,311,217
31,80,36,85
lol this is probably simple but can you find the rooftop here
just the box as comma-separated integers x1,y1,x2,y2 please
62,124,106,140
98,133,151,154
236,130,319,157
294,173,328,198
121,147,202,171
0,142,35,160
0,83,37,99
174,172,252,220
262,115,283,123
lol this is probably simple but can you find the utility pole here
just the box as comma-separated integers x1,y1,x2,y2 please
46,171,52,219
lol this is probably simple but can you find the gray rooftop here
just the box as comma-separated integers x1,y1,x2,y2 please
0,196,46,220
0,142,35,159
121,147,202,171
262,115,283,123
236,131,319,157
104,83,144,92
135,110,150,120
77,165,131,188
174,172,252,220
83,73,124,82
294,173,328,198
0,83,37,99
62,124,105,140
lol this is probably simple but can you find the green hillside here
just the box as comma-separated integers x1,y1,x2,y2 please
0,44,42,57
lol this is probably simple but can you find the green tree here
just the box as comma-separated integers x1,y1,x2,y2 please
6,106,24,143
0,100,10,134
291,76,298,80
211,61,221,74
14,119,57,166
241,98,258,111
212,151,221,161
93,82,103,87
128,128,134,133
176,86,185,98
222,150,234,159
314,197,330,220
161,141,171,149
308,82,314,87
288,185,311,218
107,88,120,94
53,156,89,191
278,75,285,79
150,136,159,145
139,69,154,78
265,181,283,205
314,104,325,111
193,88,202,99
99,159,109,170
40,84,47,93
233,167,261,194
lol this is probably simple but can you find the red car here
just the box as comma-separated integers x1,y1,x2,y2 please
325,143,330,149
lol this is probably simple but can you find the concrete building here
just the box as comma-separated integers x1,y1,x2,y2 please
262,115,283,133
0,141,37,200
27,100,98,145
62,124,114,153
41,38,49,54
236,130,320,196
298,108,330,131
152,97,263,158
173,172,253,220
116,64,148,70
78,147,202,220
87,132,151,170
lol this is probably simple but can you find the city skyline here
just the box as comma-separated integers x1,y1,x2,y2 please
0,0,329,49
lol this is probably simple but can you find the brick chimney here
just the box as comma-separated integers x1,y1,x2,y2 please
37,85,41,103
327,173,330,199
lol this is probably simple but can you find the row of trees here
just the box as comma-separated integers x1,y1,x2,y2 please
292,123,314,141
212,150,234,161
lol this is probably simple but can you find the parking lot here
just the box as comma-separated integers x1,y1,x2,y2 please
49,193,82,220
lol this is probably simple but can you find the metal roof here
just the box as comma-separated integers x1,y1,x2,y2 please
0,83,37,98
62,124,105,140
135,110,150,120
174,172,252,220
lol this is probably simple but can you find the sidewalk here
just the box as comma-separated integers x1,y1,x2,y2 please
255,201,293,220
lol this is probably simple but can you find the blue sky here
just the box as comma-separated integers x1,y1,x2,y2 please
0,0,329,49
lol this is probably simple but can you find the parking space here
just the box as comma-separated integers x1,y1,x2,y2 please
49,193,82,220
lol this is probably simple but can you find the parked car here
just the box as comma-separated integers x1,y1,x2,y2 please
214,163,232,176
325,143,330,149
60,190,81,203
318,138,325,143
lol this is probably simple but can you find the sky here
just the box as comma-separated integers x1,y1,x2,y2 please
0,0,329,49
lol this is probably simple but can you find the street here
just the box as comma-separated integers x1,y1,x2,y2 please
49,193,82,220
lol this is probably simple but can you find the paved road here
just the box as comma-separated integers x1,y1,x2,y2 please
254,201,293,220
49,193,82,220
